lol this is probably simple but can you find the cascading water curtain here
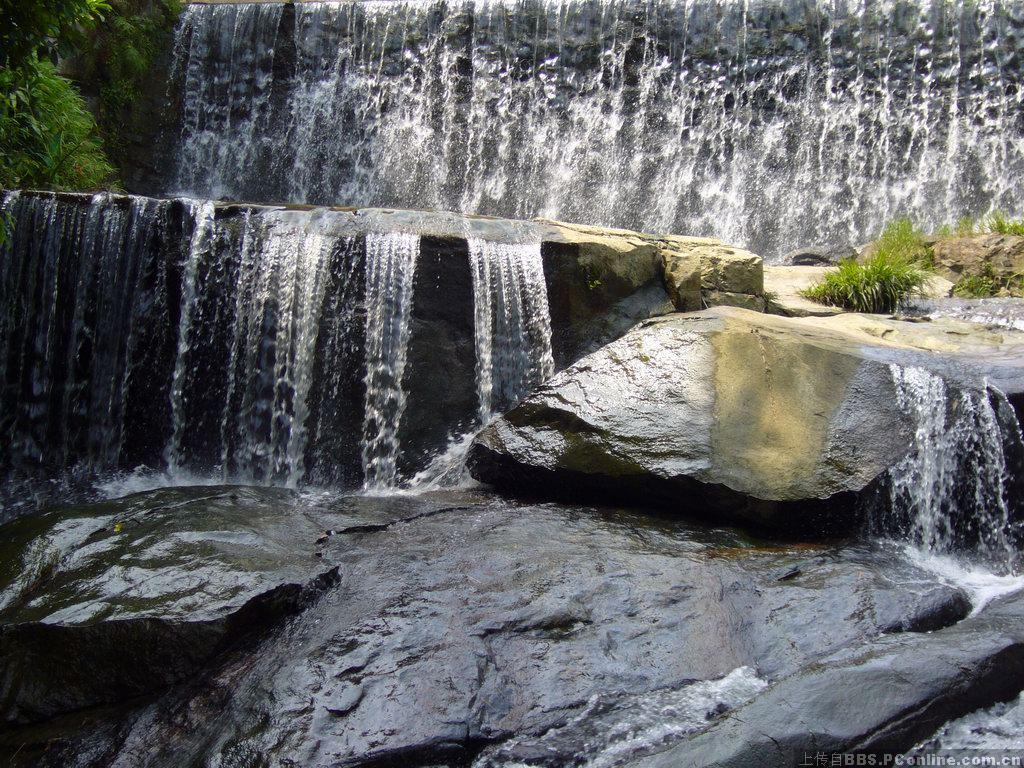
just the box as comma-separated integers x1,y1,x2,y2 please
887,365,1024,575
170,0,1024,257
166,208,362,487
0,192,564,506
361,232,420,490
0,192,181,519
468,238,555,422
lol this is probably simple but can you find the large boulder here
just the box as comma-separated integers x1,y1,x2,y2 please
0,487,340,724
625,589,1024,768
657,237,765,312
467,307,1024,532
930,233,1024,290
533,219,674,364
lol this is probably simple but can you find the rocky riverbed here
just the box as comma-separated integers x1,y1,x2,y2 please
3,485,1021,767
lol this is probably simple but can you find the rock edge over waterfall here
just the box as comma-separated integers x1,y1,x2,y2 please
468,306,1024,532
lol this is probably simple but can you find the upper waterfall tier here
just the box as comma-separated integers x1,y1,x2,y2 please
162,0,1024,258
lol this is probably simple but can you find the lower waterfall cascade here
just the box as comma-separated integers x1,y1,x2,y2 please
165,0,1024,258
887,364,1024,576
0,191,556,518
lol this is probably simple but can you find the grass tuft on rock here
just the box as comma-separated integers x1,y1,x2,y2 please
802,219,932,313
984,211,1024,237
936,211,1024,238
802,254,930,313
874,217,932,265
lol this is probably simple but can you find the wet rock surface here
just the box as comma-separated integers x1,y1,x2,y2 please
468,307,1024,531
0,486,979,767
0,487,339,723
627,590,1024,768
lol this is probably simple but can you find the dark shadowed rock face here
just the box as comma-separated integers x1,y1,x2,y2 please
0,487,340,724
0,487,975,767
468,307,1024,533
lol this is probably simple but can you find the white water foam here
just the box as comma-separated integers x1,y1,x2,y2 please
888,365,1022,578
474,667,768,768
900,544,1024,617
170,0,1024,258
911,690,1024,752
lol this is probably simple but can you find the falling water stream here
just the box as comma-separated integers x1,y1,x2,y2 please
0,192,556,516
168,0,1024,258
886,365,1024,608
469,238,555,422
361,232,420,490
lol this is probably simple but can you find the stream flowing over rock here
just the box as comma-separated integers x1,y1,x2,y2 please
0,488,983,767
468,307,1024,536
157,0,1024,258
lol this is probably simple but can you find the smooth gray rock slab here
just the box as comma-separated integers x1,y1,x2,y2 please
0,488,972,766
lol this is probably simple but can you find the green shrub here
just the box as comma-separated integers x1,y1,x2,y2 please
940,216,978,237
0,0,111,71
0,0,115,191
0,59,115,190
952,265,1000,298
801,254,930,313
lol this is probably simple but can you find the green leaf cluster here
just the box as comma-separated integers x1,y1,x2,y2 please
0,0,116,190
80,0,182,153
0,0,111,71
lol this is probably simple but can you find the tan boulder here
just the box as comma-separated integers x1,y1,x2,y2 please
930,233,1024,287
469,306,1024,531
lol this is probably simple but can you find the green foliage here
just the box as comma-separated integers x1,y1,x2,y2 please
0,0,115,190
0,0,111,70
937,216,978,237
801,253,931,313
952,264,1000,299
81,0,182,155
952,262,1024,299
874,217,932,265
0,59,114,189
936,211,1024,238
984,211,1024,237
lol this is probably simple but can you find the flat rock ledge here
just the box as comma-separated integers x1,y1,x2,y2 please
468,306,1024,532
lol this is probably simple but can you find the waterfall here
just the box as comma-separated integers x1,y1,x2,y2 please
361,232,420,491
168,0,1024,258
887,365,1023,575
0,192,177,507
0,193,561,513
406,237,555,489
218,210,353,487
166,200,215,477
469,239,554,422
